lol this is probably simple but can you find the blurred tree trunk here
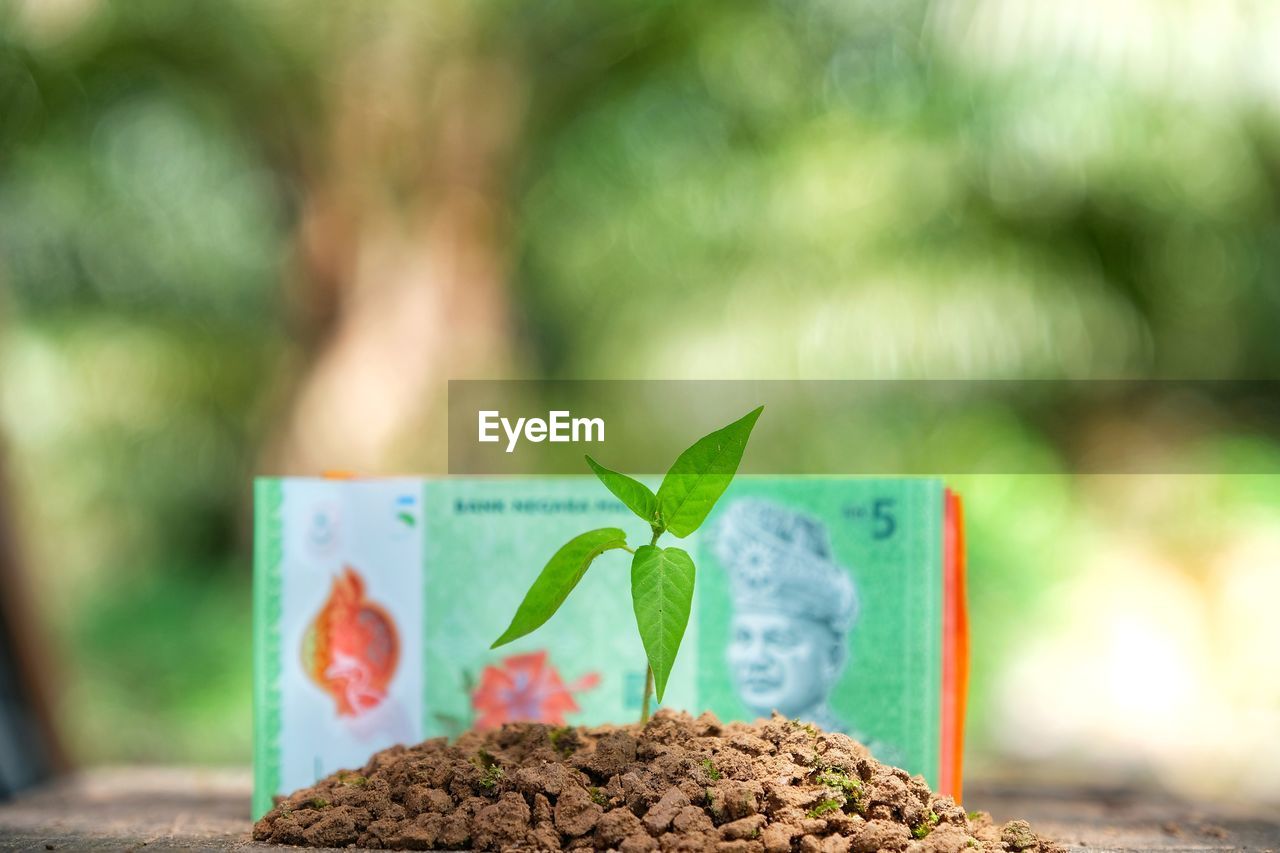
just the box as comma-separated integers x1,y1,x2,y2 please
0,445,66,796
265,7,521,475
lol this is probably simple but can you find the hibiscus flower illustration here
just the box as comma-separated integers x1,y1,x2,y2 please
471,651,600,730
301,567,399,717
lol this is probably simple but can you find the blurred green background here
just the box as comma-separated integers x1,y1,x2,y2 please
1,0,1278,803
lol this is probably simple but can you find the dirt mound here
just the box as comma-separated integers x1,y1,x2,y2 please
254,710,1061,852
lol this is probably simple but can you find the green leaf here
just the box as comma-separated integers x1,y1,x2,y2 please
491,527,628,648
630,545,696,702
586,455,658,525
656,405,763,537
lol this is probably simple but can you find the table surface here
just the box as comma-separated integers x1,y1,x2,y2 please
0,768,1275,852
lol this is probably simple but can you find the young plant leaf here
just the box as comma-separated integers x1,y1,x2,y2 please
491,527,628,648
585,455,658,525
630,544,696,702
656,405,763,537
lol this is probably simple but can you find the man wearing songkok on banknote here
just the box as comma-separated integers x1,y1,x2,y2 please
716,499,893,759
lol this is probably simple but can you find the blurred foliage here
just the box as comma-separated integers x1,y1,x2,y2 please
0,0,307,762
500,0,1280,378
0,0,1279,780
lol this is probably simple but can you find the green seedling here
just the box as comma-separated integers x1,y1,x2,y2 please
807,799,842,819
814,768,865,815
814,769,861,797
491,406,764,722
912,811,940,839
473,748,504,789
701,758,722,781
479,765,504,789
548,726,574,757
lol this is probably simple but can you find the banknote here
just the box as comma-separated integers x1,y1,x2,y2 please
253,477,964,818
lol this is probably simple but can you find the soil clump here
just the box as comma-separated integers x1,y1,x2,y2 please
255,710,1062,852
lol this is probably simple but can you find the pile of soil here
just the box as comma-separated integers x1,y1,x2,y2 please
254,711,1061,852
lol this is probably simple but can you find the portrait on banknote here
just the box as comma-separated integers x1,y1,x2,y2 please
714,499,858,733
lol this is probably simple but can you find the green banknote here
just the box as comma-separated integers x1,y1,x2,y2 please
254,477,952,818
